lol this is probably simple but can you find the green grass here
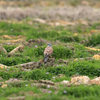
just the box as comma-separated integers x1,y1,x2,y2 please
3,45,17,52
59,85,100,99
0,21,100,100
0,86,40,97
85,34,100,46
0,60,100,80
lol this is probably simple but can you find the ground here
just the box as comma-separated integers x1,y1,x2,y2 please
0,0,100,100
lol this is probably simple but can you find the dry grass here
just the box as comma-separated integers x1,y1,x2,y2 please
0,6,100,22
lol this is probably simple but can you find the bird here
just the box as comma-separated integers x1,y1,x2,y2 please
44,43,53,64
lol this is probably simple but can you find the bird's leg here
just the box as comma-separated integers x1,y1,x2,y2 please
49,55,53,58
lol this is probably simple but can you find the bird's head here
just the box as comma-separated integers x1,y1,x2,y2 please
47,43,52,47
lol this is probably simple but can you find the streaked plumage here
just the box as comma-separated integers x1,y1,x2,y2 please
44,43,53,63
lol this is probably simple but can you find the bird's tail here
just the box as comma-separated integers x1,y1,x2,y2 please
44,56,49,64
44,54,49,64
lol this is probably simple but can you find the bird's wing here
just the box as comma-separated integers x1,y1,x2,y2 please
44,46,53,56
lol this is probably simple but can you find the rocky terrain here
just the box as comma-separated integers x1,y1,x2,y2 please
0,0,100,100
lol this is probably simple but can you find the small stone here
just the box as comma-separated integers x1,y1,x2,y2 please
1,84,7,88
93,54,100,60
90,77,100,85
2,35,11,39
70,75,91,86
60,80,69,85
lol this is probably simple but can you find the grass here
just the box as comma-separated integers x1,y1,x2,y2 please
0,86,41,97
59,85,100,99
0,20,100,100
0,59,100,80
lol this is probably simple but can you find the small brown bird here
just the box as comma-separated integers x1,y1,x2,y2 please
44,43,53,64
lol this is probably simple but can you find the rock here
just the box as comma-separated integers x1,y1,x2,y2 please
5,78,26,87
0,46,7,54
0,63,8,69
69,75,91,86
58,74,66,78
37,57,55,67
2,39,27,46
85,57,94,60
86,47,100,51
31,79,57,90
90,30,99,33
8,45,24,57
60,80,69,85
14,61,35,68
2,35,12,39
28,39,38,43
53,64,60,67
33,18,46,24
90,77,100,85
14,61,41,69
5,78,22,84
44,58,55,67
28,38,48,45
39,79,55,85
1,84,7,88
33,62,41,68
57,59,69,64
93,54,100,60
7,96,25,100
53,74,66,78
20,68,31,72
33,83,58,90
